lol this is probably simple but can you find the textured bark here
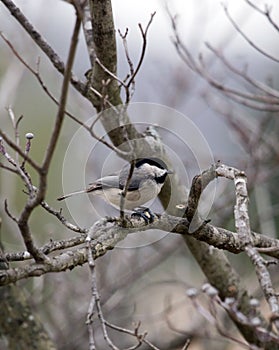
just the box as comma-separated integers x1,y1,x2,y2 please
0,219,56,350
89,0,141,148
185,238,275,348
160,175,274,348
0,285,56,350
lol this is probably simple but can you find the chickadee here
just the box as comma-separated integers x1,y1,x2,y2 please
57,158,172,210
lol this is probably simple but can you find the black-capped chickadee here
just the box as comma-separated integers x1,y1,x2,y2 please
57,158,172,210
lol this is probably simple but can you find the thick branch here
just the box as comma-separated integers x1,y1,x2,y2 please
88,0,141,147
1,212,279,285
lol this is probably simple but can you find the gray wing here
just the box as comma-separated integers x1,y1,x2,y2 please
87,175,120,192
119,165,142,191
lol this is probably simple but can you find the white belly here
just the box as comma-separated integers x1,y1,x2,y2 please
93,179,162,210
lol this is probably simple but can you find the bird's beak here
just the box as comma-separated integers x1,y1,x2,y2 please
167,169,173,174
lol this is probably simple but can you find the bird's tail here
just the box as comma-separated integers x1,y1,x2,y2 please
57,189,87,201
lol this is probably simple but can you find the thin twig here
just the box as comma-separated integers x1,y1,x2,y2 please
205,42,279,100
105,321,160,350
0,162,18,174
0,138,34,194
4,199,18,223
198,54,279,105
181,339,191,350
168,8,279,112
0,31,84,126
118,28,134,79
95,56,126,88
222,3,279,63
1,200,279,285
126,12,156,89
120,159,136,222
245,0,279,32
0,0,87,95
124,12,156,104
216,163,279,331
0,31,129,156
88,110,131,157
86,234,119,350
6,106,22,164
94,12,156,105
41,200,87,233
15,9,82,262
4,234,86,262
0,129,41,172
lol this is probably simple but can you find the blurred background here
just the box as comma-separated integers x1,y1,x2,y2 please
1,0,279,348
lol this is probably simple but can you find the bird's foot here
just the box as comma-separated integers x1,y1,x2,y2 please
131,207,155,224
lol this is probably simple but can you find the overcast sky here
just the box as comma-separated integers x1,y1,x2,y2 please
1,0,279,158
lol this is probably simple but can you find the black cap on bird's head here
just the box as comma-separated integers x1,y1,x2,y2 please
134,158,172,173
118,157,173,190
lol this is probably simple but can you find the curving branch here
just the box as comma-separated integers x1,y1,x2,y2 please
223,3,279,63
1,209,279,285
0,0,87,95
0,4,83,262
2,163,279,275
2,1,279,347
88,0,143,149
168,5,279,112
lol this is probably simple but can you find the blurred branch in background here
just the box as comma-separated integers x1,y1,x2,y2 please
0,0,279,349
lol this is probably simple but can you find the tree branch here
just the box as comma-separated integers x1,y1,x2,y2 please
88,0,142,148
0,0,87,95
2,207,279,284
15,9,82,262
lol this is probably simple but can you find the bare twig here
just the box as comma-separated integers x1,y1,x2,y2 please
120,159,136,222
21,132,34,168
0,130,41,172
124,12,156,104
212,305,258,349
118,28,134,82
0,137,34,194
15,9,82,262
169,7,279,112
3,234,86,262
257,246,279,253
86,231,119,350
91,12,156,105
186,286,261,349
4,199,18,224
0,31,85,125
181,339,191,350
6,106,22,164
198,54,279,106
0,31,130,157
105,320,160,350
94,56,126,89
186,164,216,222
41,200,87,233
222,3,279,63
244,0,279,33
88,111,132,157
127,12,156,89
0,162,18,174
0,0,87,95
216,163,279,331
1,199,279,283
205,42,279,100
